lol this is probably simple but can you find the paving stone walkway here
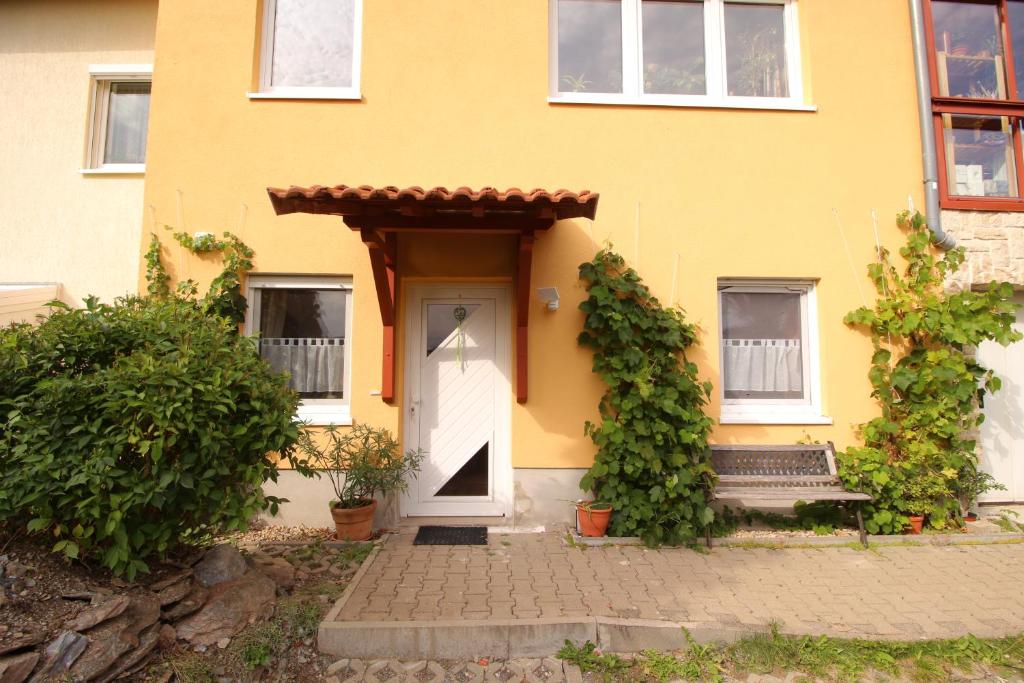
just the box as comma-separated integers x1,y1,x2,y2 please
322,657,836,683
337,531,1024,640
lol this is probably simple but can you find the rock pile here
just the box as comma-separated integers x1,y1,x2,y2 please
0,544,289,683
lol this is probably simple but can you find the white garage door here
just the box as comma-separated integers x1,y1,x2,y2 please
978,293,1024,503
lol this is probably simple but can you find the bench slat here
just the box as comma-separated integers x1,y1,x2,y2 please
715,489,872,501
718,474,839,484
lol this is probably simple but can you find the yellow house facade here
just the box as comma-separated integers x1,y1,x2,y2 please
139,0,942,526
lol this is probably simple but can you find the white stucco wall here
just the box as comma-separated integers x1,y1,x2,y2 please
0,0,157,305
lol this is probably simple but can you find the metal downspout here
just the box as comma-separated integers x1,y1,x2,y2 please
909,0,956,249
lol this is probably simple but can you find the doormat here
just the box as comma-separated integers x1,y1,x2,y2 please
413,526,488,545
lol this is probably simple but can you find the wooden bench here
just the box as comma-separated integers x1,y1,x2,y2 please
707,443,872,547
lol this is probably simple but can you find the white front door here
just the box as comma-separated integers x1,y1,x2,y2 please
979,293,1024,503
402,285,512,517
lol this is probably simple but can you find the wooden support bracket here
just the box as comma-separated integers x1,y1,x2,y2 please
515,231,534,403
361,228,398,403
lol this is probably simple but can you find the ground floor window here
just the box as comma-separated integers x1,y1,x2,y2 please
717,280,828,424
246,275,353,424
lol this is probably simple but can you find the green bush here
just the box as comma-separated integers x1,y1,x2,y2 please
577,249,716,546
0,296,309,577
840,211,1021,532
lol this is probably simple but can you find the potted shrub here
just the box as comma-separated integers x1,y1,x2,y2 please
297,422,424,541
957,467,1004,523
903,478,935,535
576,500,613,537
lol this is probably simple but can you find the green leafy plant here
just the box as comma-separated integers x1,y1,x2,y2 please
0,296,310,578
958,465,1005,515
557,640,631,681
295,423,423,509
640,631,725,682
577,249,715,546
717,502,846,537
144,227,254,325
839,211,1021,533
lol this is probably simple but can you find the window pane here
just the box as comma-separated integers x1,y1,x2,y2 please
436,443,489,496
271,0,355,88
724,2,788,98
720,291,804,400
642,0,705,95
943,114,1019,198
103,81,150,164
258,289,347,398
1009,1,1024,98
557,0,623,93
931,1,1006,98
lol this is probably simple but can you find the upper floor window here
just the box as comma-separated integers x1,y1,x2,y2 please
83,66,151,174
549,0,806,110
926,0,1024,209
254,0,363,99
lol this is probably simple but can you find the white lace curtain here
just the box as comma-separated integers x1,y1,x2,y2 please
260,338,345,394
722,339,802,394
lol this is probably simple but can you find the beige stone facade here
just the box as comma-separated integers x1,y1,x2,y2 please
942,210,1024,290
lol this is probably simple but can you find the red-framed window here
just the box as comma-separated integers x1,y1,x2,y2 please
925,0,1024,210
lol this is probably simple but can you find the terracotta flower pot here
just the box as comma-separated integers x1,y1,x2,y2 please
907,514,925,535
577,504,612,537
951,44,970,57
331,499,377,541
964,512,979,523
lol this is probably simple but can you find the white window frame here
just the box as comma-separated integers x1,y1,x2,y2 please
245,275,354,425
717,280,830,425
81,65,152,174
548,0,811,111
249,0,363,100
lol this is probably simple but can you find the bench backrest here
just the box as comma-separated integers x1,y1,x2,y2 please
710,443,838,479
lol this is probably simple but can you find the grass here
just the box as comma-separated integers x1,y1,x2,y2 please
226,597,326,671
159,653,217,682
994,509,1023,533
556,627,1024,682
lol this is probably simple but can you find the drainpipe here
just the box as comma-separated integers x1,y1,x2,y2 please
909,0,956,249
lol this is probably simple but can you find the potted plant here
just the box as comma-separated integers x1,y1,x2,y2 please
297,422,424,541
957,466,1004,524
575,500,613,537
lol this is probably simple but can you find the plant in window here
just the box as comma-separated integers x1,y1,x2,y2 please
644,56,705,95
296,423,423,541
734,25,783,97
561,73,594,92
838,211,1021,533
577,249,716,546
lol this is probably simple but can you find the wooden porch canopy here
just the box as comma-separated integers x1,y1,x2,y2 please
266,184,600,404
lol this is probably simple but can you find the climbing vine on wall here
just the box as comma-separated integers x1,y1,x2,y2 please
839,211,1020,533
577,249,716,546
144,228,254,325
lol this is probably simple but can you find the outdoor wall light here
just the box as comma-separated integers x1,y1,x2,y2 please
537,287,560,311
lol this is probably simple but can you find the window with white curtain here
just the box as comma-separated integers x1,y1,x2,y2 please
247,276,353,425
83,66,151,173
255,0,363,99
717,280,828,424
549,0,804,108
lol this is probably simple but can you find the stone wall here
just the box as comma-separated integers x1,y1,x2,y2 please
941,210,1024,290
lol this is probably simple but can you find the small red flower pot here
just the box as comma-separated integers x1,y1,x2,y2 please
577,504,612,537
907,515,924,535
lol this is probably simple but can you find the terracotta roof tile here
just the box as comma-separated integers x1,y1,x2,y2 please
266,184,599,221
